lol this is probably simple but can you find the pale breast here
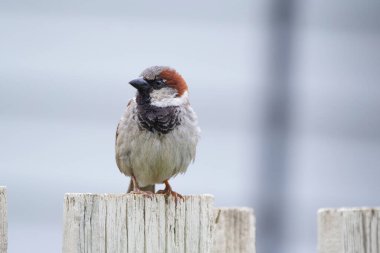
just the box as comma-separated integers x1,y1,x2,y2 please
115,99,200,187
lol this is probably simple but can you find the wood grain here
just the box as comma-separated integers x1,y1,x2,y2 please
63,194,214,253
318,208,380,253
212,208,255,253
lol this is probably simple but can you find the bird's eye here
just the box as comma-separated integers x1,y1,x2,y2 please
153,79,165,89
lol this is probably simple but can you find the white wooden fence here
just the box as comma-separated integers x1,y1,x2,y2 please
62,194,255,253
318,208,380,253
1,186,380,253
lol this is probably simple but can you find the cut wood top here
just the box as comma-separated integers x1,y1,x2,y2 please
319,207,380,213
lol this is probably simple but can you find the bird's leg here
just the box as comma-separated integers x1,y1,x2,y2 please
131,175,140,192
129,175,153,196
157,180,184,200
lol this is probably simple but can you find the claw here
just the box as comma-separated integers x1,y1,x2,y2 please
156,180,184,202
129,189,154,198
129,175,154,198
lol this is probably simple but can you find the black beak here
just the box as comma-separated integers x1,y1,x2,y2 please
129,78,149,90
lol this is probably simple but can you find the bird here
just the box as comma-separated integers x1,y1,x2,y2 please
115,66,200,198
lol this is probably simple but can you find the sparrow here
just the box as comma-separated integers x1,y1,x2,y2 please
115,66,200,198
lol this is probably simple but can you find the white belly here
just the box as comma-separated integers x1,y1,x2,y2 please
116,107,199,187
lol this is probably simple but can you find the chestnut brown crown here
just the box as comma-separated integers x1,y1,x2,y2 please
140,66,188,96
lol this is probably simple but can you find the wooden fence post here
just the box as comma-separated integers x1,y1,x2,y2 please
63,193,255,253
212,208,255,253
0,187,7,253
63,194,214,253
318,208,380,253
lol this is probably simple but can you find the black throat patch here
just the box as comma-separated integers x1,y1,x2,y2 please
137,103,181,134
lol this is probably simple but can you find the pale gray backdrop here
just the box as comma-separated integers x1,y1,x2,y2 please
1,1,380,253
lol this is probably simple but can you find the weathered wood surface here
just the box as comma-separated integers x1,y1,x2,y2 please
318,208,380,253
0,187,7,253
63,194,215,253
212,208,255,253
63,194,256,253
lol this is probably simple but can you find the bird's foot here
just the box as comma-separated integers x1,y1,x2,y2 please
129,189,154,198
129,175,154,198
157,189,184,200
156,180,184,201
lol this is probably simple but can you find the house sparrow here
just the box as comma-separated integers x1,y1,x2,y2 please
115,66,200,198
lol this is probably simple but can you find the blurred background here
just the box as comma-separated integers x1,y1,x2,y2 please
1,0,380,252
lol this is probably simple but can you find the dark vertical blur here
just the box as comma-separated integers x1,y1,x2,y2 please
257,0,296,253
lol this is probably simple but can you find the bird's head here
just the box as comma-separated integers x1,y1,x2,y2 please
129,66,189,107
